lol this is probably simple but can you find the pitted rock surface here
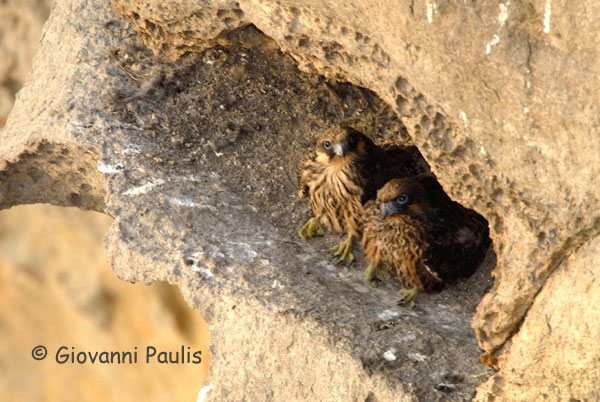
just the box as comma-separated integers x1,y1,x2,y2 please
2,0,599,400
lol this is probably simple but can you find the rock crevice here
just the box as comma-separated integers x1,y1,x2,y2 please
2,0,599,400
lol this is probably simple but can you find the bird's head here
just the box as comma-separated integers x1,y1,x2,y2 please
377,178,430,219
314,126,372,166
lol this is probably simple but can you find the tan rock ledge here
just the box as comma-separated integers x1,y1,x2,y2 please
1,0,599,400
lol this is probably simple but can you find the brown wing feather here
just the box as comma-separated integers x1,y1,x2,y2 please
296,150,315,199
423,204,490,281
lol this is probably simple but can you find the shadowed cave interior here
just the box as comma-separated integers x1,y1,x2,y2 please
106,23,496,340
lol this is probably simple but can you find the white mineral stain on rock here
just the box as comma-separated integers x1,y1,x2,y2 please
486,3,509,54
121,147,140,155
409,352,427,362
378,309,400,321
319,261,337,271
168,197,219,211
97,162,122,174
544,0,552,33
220,240,261,261
172,174,209,183
499,2,510,24
237,243,258,259
122,178,165,196
398,334,416,343
485,34,501,54
192,266,215,280
197,384,212,402
168,197,201,208
426,1,436,23
383,348,397,361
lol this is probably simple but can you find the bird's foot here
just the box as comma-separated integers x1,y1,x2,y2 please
333,233,355,262
299,217,325,241
364,264,382,287
397,287,418,309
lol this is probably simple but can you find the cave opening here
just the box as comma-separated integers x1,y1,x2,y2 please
104,23,497,397
106,24,495,310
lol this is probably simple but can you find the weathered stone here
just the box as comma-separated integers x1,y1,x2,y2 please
108,0,600,357
0,0,52,125
107,0,600,397
1,0,497,400
0,141,106,211
2,0,599,399
475,234,600,401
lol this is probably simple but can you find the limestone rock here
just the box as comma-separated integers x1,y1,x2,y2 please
0,0,52,125
107,0,600,397
0,0,496,400
109,0,600,359
2,0,599,399
475,234,600,401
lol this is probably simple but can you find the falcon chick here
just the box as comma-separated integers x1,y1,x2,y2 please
361,175,491,306
297,125,421,261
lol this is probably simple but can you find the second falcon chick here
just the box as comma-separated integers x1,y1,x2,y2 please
361,176,491,306
297,125,420,261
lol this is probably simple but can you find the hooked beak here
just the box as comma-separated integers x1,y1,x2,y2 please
333,141,350,157
382,202,400,218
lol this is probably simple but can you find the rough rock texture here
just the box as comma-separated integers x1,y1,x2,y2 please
2,0,599,400
0,0,496,400
0,0,52,125
0,205,209,402
109,0,600,355
107,0,600,398
476,234,600,401
0,2,209,400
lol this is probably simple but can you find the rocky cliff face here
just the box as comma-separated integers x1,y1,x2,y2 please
1,0,598,400
0,0,51,125
0,2,209,401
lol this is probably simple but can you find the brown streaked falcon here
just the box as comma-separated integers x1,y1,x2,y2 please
361,175,491,306
297,125,424,261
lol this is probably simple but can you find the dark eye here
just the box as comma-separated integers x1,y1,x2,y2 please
347,135,356,145
323,141,332,149
396,194,409,204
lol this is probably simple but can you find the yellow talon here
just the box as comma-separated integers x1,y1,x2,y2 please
397,287,418,309
333,233,354,262
299,217,325,241
364,263,381,287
